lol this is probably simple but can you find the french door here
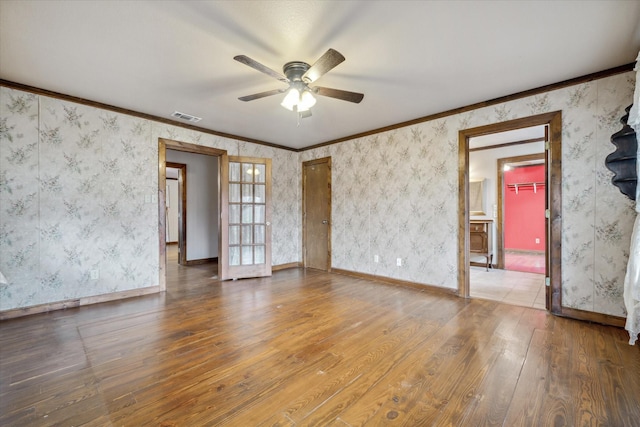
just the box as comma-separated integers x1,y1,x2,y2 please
220,156,272,280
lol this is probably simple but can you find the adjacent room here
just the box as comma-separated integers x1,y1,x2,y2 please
1,1,640,425
468,126,547,309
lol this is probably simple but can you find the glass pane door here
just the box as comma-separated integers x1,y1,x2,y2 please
221,157,271,280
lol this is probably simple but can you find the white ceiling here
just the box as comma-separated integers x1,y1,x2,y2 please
1,1,639,150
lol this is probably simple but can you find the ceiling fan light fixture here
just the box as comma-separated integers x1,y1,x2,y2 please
281,88,300,111
281,87,316,113
299,90,316,110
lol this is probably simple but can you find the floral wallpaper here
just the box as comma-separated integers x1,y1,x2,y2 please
0,71,635,317
302,71,636,318
0,87,300,311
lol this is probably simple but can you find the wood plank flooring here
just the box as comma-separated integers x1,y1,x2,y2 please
1,259,639,426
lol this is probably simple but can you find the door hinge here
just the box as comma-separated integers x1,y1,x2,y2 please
545,141,550,150
545,277,550,287
545,209,550,218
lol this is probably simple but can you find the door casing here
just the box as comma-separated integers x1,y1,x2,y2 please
158,138,226,290
458,112,562,314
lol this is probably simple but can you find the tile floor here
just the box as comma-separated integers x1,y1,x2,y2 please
470,266,546,310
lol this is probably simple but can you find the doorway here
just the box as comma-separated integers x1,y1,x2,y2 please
458,112,562,314
166,162,186,265
469,134,546,309
158,140,274,287
497,153,546,273
302,157,331,271
158,139,226,291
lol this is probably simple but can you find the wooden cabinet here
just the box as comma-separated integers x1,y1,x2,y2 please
470,219,493,271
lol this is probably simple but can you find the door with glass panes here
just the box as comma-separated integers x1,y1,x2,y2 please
220,157,272,280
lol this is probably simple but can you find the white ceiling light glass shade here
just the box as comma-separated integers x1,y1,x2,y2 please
298,90,316,112
280,85,316,112
281,88,300,111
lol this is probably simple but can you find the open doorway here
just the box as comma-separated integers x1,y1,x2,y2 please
458,112,562,314
468,128,546,309
164,151,218,268
158,139,225,291
498,153,546,274
166,162,186,265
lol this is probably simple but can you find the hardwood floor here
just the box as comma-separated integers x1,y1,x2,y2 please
1,259,639,426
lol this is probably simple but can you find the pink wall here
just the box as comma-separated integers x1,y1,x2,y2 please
504,164,546,251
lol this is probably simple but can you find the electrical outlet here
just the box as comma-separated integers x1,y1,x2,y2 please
535,238,540,244
374,255,379,263
396,258,402,267
90,269,99,280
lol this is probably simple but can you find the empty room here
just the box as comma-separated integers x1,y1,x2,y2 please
1,1,640,426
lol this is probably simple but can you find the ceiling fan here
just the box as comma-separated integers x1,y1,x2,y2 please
234,49,364,118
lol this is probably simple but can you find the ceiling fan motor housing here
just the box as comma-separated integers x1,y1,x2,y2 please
283,61,311,82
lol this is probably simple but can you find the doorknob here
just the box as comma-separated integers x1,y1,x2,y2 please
322,220,328,224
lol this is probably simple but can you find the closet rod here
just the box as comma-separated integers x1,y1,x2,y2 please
507,181,545,194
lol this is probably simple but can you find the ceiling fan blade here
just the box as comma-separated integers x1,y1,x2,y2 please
234,55,289,83
313,86,364,103
302,49,345,83
238,88,286,102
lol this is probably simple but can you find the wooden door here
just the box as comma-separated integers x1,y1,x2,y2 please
220,156,272,280
303,157,331,270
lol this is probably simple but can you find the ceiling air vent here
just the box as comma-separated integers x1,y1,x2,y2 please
171,111,202,123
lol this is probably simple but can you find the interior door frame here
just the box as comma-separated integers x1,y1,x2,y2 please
166,162,187,265
158,138,227,291
458,111,562,314
496,153,546,270
302,157,332,271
